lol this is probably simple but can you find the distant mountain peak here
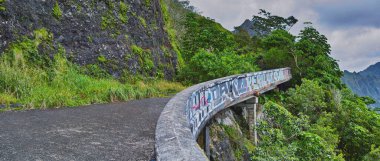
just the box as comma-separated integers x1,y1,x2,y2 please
234,19,257,36
359,62,380,76
364,62,380,70
343,61,380,108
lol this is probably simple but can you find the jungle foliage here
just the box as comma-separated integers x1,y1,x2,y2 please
164,2,380,160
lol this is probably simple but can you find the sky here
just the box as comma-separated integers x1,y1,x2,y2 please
188,0,380,72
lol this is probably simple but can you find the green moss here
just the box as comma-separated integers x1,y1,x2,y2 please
124,53,132,62
145,0,151,7
159,0,184,69
100,1,130,36
101,14,117,30
243,139,255,153
97,55,107,63
161,45,172,59
143,51,154,72
131,45,155,76
103,0,115,9
0,0,5,11
138,16,147,28
2,28,54,68
118,1,129,23
53,1,62,19
87,36,93,43
234,149,244,160
34,28,52,41
131,45,143,56
75,3,82,13
156,62,165,78
119,1,129,13
223,125,240,140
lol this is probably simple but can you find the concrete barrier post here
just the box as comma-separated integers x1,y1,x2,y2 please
205,125,211,159
246,97,258,145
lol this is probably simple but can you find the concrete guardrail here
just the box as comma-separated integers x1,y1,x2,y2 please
155,68,292,161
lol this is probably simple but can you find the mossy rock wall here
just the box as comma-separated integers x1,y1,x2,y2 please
0,0,177,79
209,108,254,161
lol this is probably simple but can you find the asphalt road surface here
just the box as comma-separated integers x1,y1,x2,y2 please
0,98,170,161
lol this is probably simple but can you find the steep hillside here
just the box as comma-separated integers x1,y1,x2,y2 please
342,62,380,108
0,0,187,110
0,0,177,79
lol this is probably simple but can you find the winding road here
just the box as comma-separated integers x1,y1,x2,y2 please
0,98,169,161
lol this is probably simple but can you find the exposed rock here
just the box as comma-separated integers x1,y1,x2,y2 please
0,0,177,79
209,123,238,161
233,19,257,37
209,108,254,161
215,109,243,135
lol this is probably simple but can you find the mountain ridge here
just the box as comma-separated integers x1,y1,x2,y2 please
342,62,380,108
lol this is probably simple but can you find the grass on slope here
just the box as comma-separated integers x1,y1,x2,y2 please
0,28,185,111
0,56,184,111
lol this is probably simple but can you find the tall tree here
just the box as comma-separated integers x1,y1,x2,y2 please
251,9,298,37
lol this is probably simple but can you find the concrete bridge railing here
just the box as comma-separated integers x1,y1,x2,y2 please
155,68,292,161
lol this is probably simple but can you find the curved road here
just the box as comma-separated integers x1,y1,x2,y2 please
0,98,170,161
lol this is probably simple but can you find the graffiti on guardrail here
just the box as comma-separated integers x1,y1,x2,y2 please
186,68,291,137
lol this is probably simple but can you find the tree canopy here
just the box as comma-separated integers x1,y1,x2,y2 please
170,7,379,160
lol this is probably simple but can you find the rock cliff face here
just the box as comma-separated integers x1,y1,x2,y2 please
0,0,177,79
342,62,380,108
233,19,257,36
208,107,255,161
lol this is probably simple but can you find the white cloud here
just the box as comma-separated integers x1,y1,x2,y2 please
189,0,319,31
187,0,380,71
327,27,380,72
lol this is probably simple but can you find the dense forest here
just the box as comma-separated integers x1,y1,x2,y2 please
0,0,379,160
162,1,380,160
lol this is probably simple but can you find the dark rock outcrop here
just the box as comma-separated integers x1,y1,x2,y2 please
209,108,254,161
233,19,257,37
0,0,177,79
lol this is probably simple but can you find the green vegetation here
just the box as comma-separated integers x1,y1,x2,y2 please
0,28,184,111
221,124,255,160
0,1,378,160
118,1,129,23
131,45,154,75
138,16,147,28
249,9,298,37
160,0,186,68
52,1,62,19
179,49,258,84
0,93,17,107
100,0,130,35
97,55,107,63
145,0,151,7
0,0,5,11
163,2,379,159
176,11,259,84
